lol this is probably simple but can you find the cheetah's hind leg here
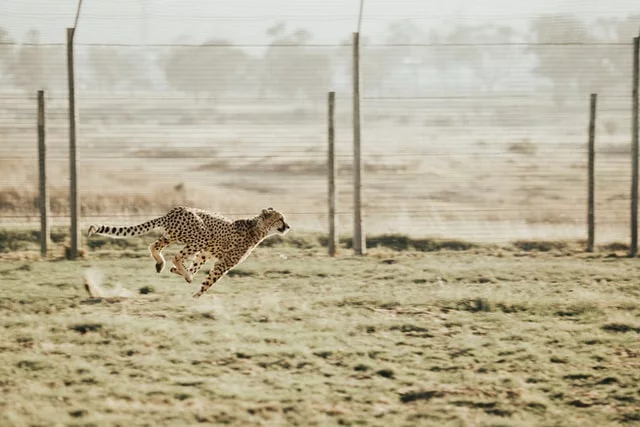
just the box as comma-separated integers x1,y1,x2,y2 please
171,244,198,283
171,251,199,281
149,235,173,273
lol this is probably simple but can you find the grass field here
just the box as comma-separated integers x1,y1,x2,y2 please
1,231,639,426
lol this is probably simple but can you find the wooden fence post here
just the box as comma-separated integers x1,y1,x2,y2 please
352,31,365,255
328,92,337,256
67,27,80,259
37,90,50,257
631,37,639,257
587,93,597,252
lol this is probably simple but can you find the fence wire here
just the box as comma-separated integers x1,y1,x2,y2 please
1,1,639,242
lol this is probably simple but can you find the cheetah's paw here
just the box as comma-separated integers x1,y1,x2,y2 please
170,267,192,283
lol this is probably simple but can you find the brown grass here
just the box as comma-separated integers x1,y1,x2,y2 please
0,100,632,242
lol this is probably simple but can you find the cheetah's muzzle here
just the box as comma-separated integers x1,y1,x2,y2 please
278,222,290,234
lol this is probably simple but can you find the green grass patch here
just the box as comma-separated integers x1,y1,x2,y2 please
0,228,66,252
513,240,569,252
341,233,477,252
602,322,640,333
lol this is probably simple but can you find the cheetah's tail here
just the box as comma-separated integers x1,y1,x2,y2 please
87,217,163,238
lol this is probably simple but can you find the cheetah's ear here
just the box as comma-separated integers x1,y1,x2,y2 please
267,207,273,211
261,208,269,216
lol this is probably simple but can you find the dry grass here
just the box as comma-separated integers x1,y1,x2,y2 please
0,97,633,242
0,230,639,426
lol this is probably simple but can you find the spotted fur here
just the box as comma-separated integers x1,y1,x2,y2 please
87,206,290,298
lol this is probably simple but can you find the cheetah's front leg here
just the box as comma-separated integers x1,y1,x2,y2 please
192,258,235,298
188,251,212,277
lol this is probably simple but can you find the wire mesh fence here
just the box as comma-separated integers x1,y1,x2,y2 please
1,1,639,244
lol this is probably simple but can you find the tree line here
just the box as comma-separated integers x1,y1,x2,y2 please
0,15,638,102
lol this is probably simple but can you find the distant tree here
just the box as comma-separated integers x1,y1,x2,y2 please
163,39,249,97
425,24,524,92
260,23,331,99
332,30,405,97
365,20,422,96
9,30,66,93
88,46,155,91
527,15,624,104
333,20,525,96
0,27,15,86
592,14,640,95
11,30,44,91
596,14,640,42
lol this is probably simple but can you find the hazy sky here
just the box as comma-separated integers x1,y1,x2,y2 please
2,0,639,45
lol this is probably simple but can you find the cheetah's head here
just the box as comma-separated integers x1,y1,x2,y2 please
260,207,290,235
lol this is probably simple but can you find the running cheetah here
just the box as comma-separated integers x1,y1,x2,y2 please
87,206,290,298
